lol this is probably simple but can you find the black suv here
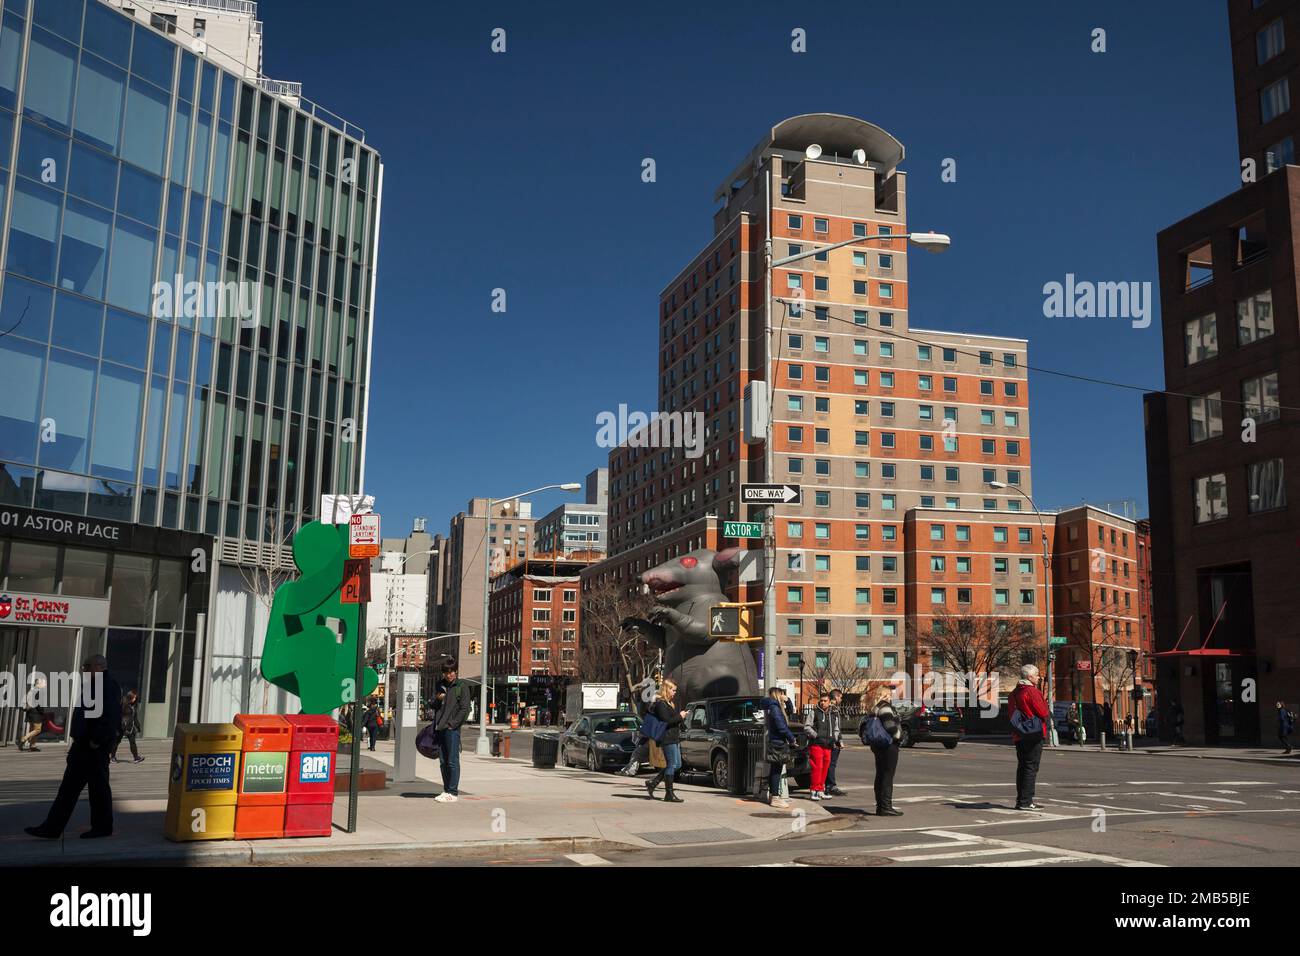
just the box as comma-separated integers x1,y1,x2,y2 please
677,695,811,790
861,700,964,749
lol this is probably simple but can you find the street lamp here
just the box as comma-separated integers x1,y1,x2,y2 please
477,482,582,755
989,480,1059,746
761,210,950,695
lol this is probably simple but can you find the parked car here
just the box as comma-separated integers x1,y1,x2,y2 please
559,710,641,771
677,695,811,791
863,699,964,749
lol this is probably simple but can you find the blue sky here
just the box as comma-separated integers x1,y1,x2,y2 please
263,0,1237,535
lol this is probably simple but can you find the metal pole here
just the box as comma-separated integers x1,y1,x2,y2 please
1040,521,1058,747
762,164,776,693
347,597,366,833
188,612,206,723
476,498,492,755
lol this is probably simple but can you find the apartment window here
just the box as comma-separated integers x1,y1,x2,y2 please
814,276,829,292
854,370,869,386
816,459,831,476
789,365,803,381
856,651,872,669
855,399,871,415
814,619,831,636
994,557,1009,574
788,426,803,442
879,432,895,448
1247,458,1286,513
980,409,994,426
815,490,831,507
853,309,868,326
1261,78,1291,123
853,222,867,237
882,588,897,604
1019,557,1034,574
788,214,803,230
1266,136,1295,173
856,555,871,572
1004,381,1018,398
533,588,552,602
1242,371,1280,423
815,587,830,604
787,395,803,412
1238,290,1274,345
856,461,870,478
920,435,934,451
919,374,933,391
533,608,551,621
981,439,996,454
955,525,970,542
879,254,893,270
855,524,870,541
882,650,897,667
1188,392,1223,443
918,345,932,361
1258,18,1285,64
853,280,868,295
1018,527,1032,543
787,621,802,639
1007,441,1021,456
815,367,830,383
854,340,868,356
815,306,829,321
788,520,803,538
855,492,871,509
880,342,896,359
945,466,959,482
919,405,934,422
564,589,576,603
788,457,804,473
882,526,897,542
787,586,803,604
1184,314,1218,365
1007,469,1021,485
855,588,870,605
993,526,1008,543
1193,473,1229,523
1004,411,1019,427
945,497,960,510
1019,589,1035,606
930,523,945,541
1004,353,1017,368
879,283,894,299
814,336,829,353
787,273,802,291
931,555,946,572
982,468,996,484
815,523,830,539
814,218,829,233
855,430,870,447
994,589,1009,606
945,436,959,453
788,333,803,351
931,588,946,605
879,311,894,328
815,425,830,441
979,351,992,366
943,377,957,393
852,250,867,267
814,651,830,669
920,465,935,481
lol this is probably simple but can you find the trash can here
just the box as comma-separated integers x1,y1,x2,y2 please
726,722,766,796
532,732,559,768
165,723,243,842
284,714,339,838
233,714,292,839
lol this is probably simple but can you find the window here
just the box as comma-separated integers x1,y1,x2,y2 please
956,556,971,573
880,372,894,388
815,367,829,383
815,490,830,507
814,218,829,233
1193,473,1229,523
1247,459,1286,513
882,588,897,604
994,589,1009,606
994,557,1009,574
814,396,830,413
993,526,1008,543
1004,411,1019,427
1261,78,1291,123
919,375,932,391
1019,589,1035,606
1184,314,1218,365
788,426,803,442
918,345,932,361
879,432,894,448
855,399,870,415
853,309,868,326
788,214,802,230
815,587,830,604
788,457,803,473
814,336,829,353
879,311,894,328
955,525,970,542
930,556,946,572
787,649,802,664
815,522,830,539
814,425,829,441
1188,392,1223,443
1242,372,1280,423
788,395,803,412
814,276,828,292
1004,381,1018,398
879,283,893,299
945,466,959,482
786,586,803,604
788,333,803,351
814,652,830,669
852,250,867,267
882,494,896,511
883,651,897,667
853,370,868,386
856,651,871,669
1008,470,1021,485
943,377,957,393
920,465,934,480
1018,557,1034,574
853,279,867,295
920,435,934,451
882,556,897,572
856,461,870,478
787,520,803,538
1007,441,1020,457
855,430,870,447
1266,136,1295,173
854,340,868,356
1237,290,1274,345
930,523,945,541
856,555,870,572
1258,18,1285,64
855,524,870,541
980,351,993,366
855,587,870,605
853,222,866,237
855,492,871,509
1018,527,1032,543
931,588,946,605
816,458,831,476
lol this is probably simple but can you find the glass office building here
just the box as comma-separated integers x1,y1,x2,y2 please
0,0,381,736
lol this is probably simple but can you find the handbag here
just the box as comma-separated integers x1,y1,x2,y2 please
767,740,791,764
862,716,894,748
641,711,668,743
1010,709,1043,737
415,722,442,759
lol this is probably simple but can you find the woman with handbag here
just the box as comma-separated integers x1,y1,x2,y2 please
643,679,688,803
866,688,903,816
762,687,796,809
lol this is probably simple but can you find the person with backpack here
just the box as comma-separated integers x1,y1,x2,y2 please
1009,664,1050,811
433,662,472,802
112,690,143,763
804,692,836,802
1277,701,1295,755
860,688,903,816
762,687,797,809
643,679,687,803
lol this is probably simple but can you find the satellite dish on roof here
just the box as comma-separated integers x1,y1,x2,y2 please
805,143,823,160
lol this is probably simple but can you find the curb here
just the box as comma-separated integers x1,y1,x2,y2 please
1045,746,1298,768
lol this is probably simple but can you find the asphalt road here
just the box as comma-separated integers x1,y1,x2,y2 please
358,737,1300,868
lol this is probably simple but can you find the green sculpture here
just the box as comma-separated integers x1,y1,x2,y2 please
260,521,377,714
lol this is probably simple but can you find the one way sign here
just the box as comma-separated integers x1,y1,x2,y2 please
741,483,801,504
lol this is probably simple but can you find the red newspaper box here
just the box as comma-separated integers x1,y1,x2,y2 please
284,714,339,837
233,714,292,839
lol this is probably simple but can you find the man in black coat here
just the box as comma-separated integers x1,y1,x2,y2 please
26,655,122,840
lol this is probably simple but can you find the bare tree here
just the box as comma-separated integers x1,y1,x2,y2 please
578,578,656,695
906,610,1043,711
1062,587,1129,705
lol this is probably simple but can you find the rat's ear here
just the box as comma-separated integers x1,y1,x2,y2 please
712,547,742,571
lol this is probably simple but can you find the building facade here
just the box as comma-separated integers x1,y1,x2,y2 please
1144,0,1299,745
533,467,607,558
0,0,380,736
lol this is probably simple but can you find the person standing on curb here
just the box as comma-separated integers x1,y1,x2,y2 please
805,692,835,802
26,655,121,840
644,679,686,803
762,687,796,809
1277,701,1295,755
1009,664,1050,811
866,688,903,816
825,689,846,796
433,662,472,802
112,690,143,764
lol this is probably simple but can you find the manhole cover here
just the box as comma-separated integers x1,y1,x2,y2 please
792,854,893,867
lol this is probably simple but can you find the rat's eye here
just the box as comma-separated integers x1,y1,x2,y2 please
679,556,698,569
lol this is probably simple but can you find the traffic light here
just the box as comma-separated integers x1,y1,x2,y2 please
468,640,481,655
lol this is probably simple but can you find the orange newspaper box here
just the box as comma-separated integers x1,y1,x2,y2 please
233,714,292,839
284,714,338,837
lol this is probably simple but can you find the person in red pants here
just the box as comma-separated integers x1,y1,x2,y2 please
805,692,835,801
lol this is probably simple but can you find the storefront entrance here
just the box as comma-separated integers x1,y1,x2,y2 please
0,624,82,746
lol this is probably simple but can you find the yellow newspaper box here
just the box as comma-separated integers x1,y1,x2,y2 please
165,723,243,842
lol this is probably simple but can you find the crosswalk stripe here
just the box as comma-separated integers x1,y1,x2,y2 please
891,846,1027,862
565,853,611,866
957,855,1088,867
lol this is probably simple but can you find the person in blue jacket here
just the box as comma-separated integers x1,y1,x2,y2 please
762,687,797,809
1278,701,1295,755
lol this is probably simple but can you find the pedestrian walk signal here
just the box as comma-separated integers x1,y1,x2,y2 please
708,603,759,642
469,640,481,655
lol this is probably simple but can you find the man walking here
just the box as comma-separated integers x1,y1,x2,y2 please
18,694,44,752
433,661,472,802
825,689,846,796
1009,664,1049,811
1277,701,1294,755
26,655,122,839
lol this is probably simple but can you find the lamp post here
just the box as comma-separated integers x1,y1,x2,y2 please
477,482,581,756
762,185,950,693
989,480,1058,746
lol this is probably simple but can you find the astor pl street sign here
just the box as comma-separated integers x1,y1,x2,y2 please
723,520,764,539
741,484,801,505
1049,636,1068,646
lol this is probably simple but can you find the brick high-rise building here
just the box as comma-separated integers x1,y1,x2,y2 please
596,114,1034,693
1144,0,1300,745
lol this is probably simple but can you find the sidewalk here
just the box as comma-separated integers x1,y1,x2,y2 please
0,739,834,866
962,735,1300,766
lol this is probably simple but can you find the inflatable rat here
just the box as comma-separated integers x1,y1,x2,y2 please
621,547,760,703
